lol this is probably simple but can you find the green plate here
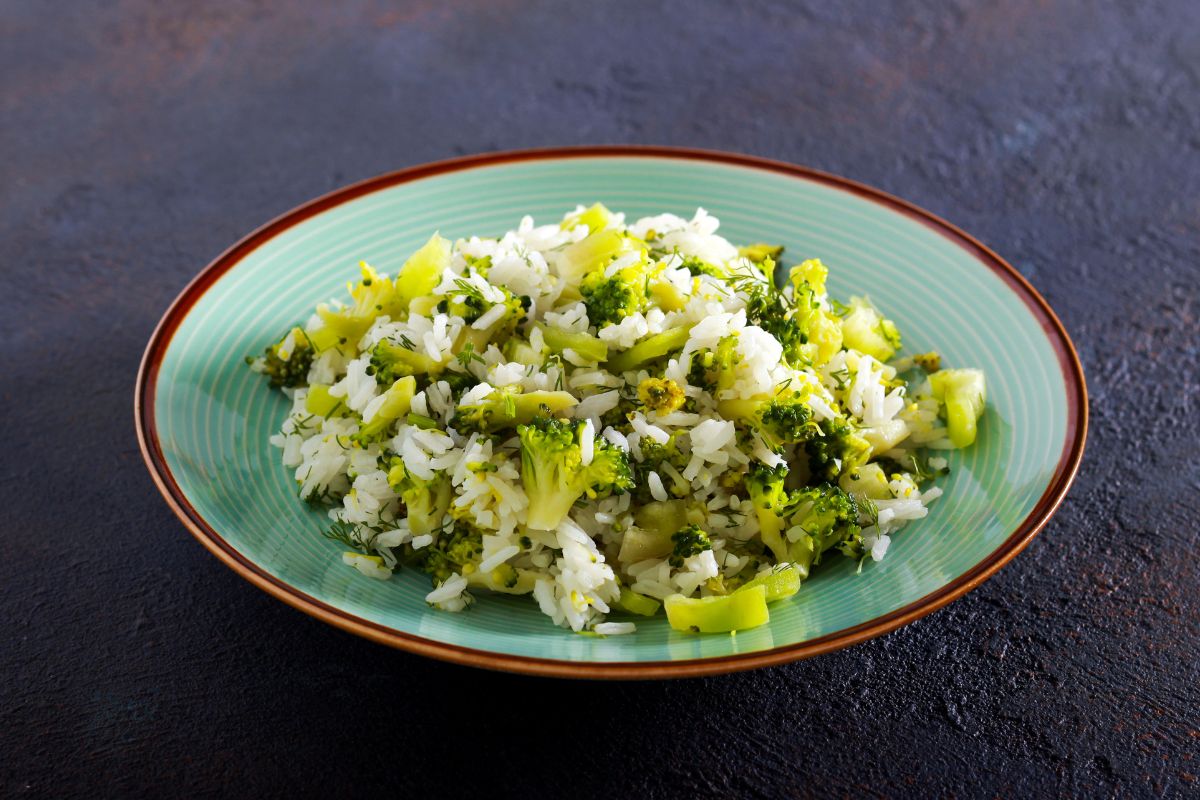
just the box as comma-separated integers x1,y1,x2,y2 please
136,147,1087,678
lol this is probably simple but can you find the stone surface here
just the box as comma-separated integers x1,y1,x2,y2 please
2,1,1197,797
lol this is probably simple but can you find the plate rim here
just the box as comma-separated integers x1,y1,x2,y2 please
134,145,1088,679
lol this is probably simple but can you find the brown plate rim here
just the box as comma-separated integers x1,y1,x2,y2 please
134,145,1088,680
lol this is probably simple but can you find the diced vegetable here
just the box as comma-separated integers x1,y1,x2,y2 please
615,587,661,617
929,368,987,447
605,326,691,373
536,324,609,363
664,585,770,633
737,565,802,602
841,296,901,361
356,376,416,440
305,384,349,418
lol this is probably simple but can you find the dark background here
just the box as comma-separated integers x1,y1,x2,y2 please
3,1,1197,797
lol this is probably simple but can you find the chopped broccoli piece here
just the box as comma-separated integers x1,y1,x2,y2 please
451,386,577,433
637,377,686,415
929,368,987,448
306,260,417,353
517,416,635,530
254,328,313,388
304,385,348,418
757,395,818,450
557,229,627,285
664,585,769,633
605,326,691,374
367,339,444,385
535,324,609,363
804,416,872,481
355,376,416,443
686,334,739,393
745,463,793,562
615,587,661,617
668,524,712,568
416,523,482,583
561,202,615,233
913,351,941,372
841,295,902,362
790,483,861,556
580,252,653,327
737,564,802,601
393,233,452,313
737,243,785,264
680,256,723,278
386,456,453,537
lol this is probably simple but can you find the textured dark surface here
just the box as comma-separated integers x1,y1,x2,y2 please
3,1,1198,797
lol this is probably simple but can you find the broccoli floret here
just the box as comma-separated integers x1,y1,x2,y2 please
637,377,686,415
417,523,483,583
438,276,529,345
913,351,941,372
790,483,861,554
757,396,818,450
686,335,738,392
745,462,793,562
450,387,577,434
804,416,872,481
633,434,690,502
252,328,313,388
517,416,635,530
580,256,652,327
463,254,492,275
386,457,453,537
669,524,713,568
367,339,444,385
728,259,845,367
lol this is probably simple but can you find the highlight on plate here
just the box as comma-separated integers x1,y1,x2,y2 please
247,204,987,636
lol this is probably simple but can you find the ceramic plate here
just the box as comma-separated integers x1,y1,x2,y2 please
136,147,1087,678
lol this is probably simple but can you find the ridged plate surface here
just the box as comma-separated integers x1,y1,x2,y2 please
136,147,1086,678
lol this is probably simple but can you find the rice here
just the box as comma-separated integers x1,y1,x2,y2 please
250,204,984,635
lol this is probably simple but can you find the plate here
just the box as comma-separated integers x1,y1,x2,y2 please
136,147,1087,678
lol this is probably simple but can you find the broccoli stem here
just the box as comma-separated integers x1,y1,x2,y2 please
615,587,662,617
357,376,416,440
537,324,609,363
737,565,802,601
664,585,769,633
604,325,691,373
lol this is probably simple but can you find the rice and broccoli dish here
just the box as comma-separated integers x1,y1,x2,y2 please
249,204,987,635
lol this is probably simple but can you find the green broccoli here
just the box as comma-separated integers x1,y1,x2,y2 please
632,434,691,502
745,462,794,562
252,328,313,388
680,256,723,278
517,416,635,530
416,523,483,583
367,339,444,385
636,377,686,415
669,524,713,568
386,457,452,537
804,416,872,481
438,277,529,349
580,257,651,327
686,334,738,392
840,295,902,362
737,243,785,264
450,386,577,433
757,396,818,450
790,483,861,560
604,326,692,374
